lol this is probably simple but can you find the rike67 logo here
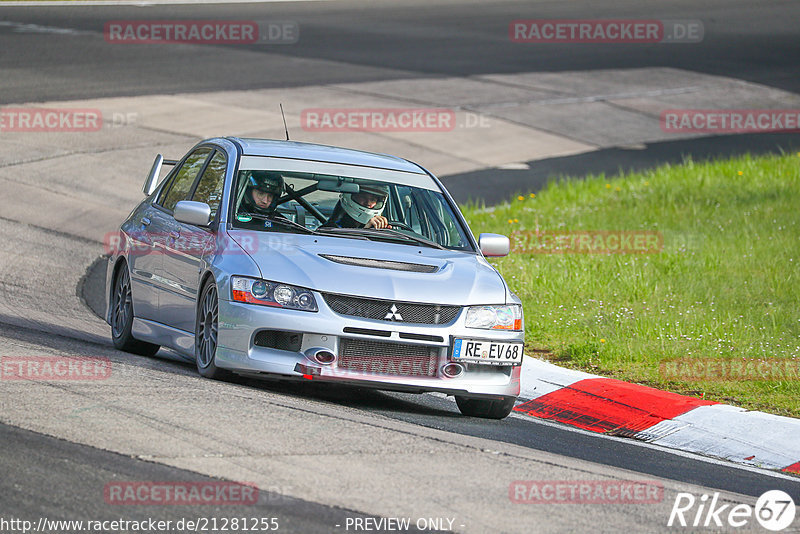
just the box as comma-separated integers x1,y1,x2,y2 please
668,490,796,531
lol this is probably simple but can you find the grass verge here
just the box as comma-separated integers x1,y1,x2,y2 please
462,152,800,417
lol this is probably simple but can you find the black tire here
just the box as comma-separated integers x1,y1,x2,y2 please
110,264,160,357
455,395,516,419
195,280,230,380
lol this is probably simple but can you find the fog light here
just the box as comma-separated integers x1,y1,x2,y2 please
305,348,336,365
442,362,464,378
314,351,335,365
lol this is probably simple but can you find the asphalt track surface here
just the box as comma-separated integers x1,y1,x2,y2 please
1,0,799,103
0,422,429,534
1,0,800,531
2,0,799,197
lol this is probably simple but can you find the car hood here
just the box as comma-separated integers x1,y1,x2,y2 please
227,231,508,305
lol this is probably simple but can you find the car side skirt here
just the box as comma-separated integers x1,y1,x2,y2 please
131,317,195,360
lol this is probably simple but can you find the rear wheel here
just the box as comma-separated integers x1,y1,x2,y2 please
195,280,230,380
110,264,160,356
455,395,516,419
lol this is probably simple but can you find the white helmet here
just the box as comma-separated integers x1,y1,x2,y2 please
340,183,389,225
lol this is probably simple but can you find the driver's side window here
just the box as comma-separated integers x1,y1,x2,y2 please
191,151,227,219
157,148,212,212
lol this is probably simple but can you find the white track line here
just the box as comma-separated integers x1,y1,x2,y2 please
507,410,800,484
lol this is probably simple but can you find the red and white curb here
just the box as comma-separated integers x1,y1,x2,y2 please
516,357,800,475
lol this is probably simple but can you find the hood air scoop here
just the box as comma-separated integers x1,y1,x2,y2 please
319,254,439,273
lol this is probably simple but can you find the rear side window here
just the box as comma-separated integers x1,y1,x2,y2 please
157,148,212,211
191,151,227,219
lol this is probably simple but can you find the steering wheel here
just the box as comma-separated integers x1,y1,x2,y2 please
387,220,414,231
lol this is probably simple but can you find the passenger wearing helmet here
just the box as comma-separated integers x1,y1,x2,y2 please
240,171,284,216
323,183,391,229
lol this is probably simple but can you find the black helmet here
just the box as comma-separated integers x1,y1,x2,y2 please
243,171,284,214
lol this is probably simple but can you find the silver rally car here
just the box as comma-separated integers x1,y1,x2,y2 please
106,137,523,418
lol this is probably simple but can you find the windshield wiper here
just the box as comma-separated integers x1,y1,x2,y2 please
237,213,316,234
380,228,447,250
307,226,370,241
317,227,446,250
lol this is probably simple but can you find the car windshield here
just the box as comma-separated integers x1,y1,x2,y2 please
231,170,473,251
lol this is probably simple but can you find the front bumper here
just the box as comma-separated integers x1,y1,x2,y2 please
215,295,522,399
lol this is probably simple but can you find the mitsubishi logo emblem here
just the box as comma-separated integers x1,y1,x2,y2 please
384,304,403,321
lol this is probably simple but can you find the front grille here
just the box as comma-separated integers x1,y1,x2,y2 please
338,338,438,378
323,293,460,325
320,254,438,273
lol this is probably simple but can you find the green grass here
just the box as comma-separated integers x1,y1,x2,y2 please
462,152,800,417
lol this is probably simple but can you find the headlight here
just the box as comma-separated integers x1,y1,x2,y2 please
465,304,522,330
231,276,318,312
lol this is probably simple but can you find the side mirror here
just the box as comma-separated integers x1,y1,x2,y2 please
478,233,510,257
174,201,212,227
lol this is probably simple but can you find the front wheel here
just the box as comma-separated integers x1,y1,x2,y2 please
195,281,230,380
455,395,516,419
110,264,160,357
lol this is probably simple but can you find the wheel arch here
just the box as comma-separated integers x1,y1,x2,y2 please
107,256,129,324
198,269,217,299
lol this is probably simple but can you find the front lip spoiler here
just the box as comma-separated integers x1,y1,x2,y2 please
228,364,514,401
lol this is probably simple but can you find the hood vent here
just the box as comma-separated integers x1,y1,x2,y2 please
319,254,438,273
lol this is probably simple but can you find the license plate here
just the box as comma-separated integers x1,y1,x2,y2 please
451,339,523,365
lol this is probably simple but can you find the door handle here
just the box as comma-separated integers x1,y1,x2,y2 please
141,217,151,227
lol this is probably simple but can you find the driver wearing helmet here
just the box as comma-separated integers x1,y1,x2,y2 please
323,183,391,229
240,171,284,216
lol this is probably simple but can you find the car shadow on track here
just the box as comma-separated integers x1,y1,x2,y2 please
237,374,462,418
145,345,463,419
